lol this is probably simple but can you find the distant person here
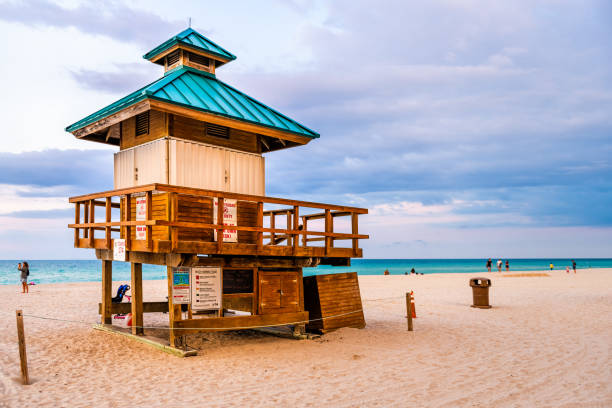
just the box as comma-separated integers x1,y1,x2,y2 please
505,260,509,271
497,259,503,272
384,269,390,276
549,263,554,270
486,258,492,272
566,266,570,274
404,271,408,275
18,262,29,293
572,260,577,274
411,268,416,275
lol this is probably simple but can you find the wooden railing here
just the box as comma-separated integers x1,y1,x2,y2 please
68,183,368,258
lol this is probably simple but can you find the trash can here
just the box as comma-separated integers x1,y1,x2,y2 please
469,277,492,309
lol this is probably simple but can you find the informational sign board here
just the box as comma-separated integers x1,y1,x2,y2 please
135,196,147,240
191,267,222,311
113,239,126,261
213,198,237,242
171,267,191,304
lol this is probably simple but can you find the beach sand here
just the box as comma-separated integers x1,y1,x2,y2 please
1,269,610,407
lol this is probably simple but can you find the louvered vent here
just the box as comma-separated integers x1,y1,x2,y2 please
206,123,229,139
135,112,149,136
166,51,180,66
189,52,209,67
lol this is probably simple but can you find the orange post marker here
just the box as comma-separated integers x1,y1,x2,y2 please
410,291,416,318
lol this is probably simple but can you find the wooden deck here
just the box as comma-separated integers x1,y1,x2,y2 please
68,183,368,261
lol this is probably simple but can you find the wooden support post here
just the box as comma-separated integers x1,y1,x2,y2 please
293,205,299,255
101,260,113,324
325,209,332,255
166,266,182,347
169,193,178,252
131,263,144,335
15,310,29,385
302,216,308,247
88,199,95,248
146,191,153,250
125,194,132,251
83,201,89,239
406,292,413,332
256,201,263,252
74,202,80,247
351,212,359,257
286,210,292,247
105,197,112,249
270,212,275,245
217,197,224,253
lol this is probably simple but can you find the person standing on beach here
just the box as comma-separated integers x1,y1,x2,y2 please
505,260,509,271
486,258,492,272
18,262,29,293
550,263,554,270
497,259,503,272
572,260,577,273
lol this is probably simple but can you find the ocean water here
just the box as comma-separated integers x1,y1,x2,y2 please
1,258,610,286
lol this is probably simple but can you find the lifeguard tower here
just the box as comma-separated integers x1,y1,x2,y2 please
66,28,368,351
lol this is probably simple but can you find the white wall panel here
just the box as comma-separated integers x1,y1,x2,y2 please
169,138,225,191
134,139,167,185
114,137,265,195
225,150,265,195
113,149,134,189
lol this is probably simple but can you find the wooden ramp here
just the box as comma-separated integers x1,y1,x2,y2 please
303,272,365,333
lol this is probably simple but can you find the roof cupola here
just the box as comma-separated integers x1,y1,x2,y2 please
143,28,236,75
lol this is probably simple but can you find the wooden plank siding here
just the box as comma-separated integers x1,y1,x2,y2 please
117,110,261,153
120,110,167,150
122,193,258,244
303,272,365,333
172,114,260,153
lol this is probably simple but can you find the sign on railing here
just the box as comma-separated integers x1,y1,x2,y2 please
213,198,237,242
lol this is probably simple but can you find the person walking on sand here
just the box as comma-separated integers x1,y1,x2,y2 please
18,262,29,293
549,263,554,270
486,258,492,272
497,259,503,272
572,260,577,274
505,260,509,271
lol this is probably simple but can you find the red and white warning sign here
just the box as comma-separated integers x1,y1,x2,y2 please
213,198,237,242
135,196,147,240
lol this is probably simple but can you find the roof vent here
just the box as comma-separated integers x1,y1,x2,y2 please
166,50,180,67
135,112,149,136
188,52,209,67
206,123,229,139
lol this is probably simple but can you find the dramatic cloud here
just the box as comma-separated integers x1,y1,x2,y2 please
224,0,612,229
0,0,611,257
70,63,158,94
0,0,183,45
0,149,113,191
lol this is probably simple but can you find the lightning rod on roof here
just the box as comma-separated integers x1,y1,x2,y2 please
189,17,191,28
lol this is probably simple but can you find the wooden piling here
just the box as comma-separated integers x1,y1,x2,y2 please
406,293,413,332
131,263,144,335
15,310,29,385
101,260,113,324
166,266,180,347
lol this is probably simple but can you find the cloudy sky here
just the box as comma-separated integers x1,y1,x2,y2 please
0,0,610,259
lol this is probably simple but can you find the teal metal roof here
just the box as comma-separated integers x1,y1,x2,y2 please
65,67,319,139
143,28,236,62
